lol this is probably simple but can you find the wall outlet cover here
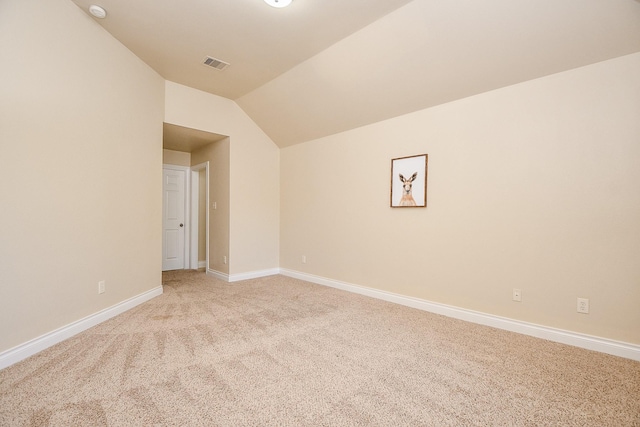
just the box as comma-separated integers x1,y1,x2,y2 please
512,288,522,302
577,297,589,314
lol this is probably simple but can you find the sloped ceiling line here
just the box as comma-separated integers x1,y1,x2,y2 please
73,0,640,148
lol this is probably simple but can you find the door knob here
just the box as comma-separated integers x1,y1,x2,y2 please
179,223,184,227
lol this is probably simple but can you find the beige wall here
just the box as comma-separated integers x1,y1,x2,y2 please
165,82,280,275
2,0,636,359
0,0,164,352
163,149,191,167
192,140,231,274
280,53,640,344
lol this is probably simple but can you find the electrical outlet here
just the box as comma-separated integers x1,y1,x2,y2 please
98,280,105,294
302,255,306,264
577,297,589,314
212,202,217,210
223,255,227,265
512,288,521,302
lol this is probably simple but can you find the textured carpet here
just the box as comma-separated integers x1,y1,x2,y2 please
1,270,639,426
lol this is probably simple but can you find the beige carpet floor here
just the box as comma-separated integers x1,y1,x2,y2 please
1,270,639,426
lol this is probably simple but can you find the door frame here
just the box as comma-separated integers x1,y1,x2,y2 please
162,162,210,271
190,162,209,270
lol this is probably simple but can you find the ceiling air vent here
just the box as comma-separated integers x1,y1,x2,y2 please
202,56,230,71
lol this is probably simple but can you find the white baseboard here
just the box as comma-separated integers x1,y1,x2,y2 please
0,286,163,371
206,268,229,281
280,269,640,362
198,261,206,269
207,268,280,283
229,268,280,282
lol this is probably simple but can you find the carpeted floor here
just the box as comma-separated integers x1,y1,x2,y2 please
1,270,639,426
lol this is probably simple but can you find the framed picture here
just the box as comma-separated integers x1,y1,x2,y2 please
390,154,428,208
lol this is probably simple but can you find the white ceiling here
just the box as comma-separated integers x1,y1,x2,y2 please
71,0,640,148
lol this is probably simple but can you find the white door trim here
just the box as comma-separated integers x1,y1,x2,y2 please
163,164,190,270
190,169,199,269
190,162,209,270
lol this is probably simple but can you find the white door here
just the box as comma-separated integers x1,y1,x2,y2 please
162,168,186,271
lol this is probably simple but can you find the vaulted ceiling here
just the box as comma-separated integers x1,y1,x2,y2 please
71,0,640,148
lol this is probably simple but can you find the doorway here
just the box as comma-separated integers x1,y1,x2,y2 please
162,166,187,271
190,162,209,270
162,163,209,272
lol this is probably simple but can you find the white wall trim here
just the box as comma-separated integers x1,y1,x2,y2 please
229,268,280,282
4,268,636,371
279,269,640,362
206,268,229,282
190,169,199,269
198,261,207,269
0,286,163,370
206,268,280,283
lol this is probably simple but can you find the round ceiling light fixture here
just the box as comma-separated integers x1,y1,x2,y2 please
264,0,292,8
89,5,107,19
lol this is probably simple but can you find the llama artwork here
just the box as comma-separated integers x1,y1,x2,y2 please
399,172,418,206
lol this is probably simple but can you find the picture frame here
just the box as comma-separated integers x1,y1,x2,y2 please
390,154,428,208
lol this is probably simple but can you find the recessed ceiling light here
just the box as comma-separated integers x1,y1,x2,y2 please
89,5,107,19
264,0,292,8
